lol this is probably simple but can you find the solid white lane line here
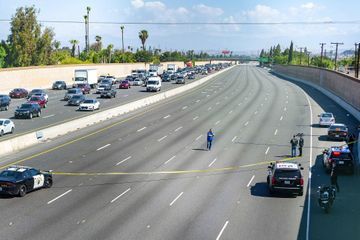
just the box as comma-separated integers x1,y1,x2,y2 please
110,188,131,203
165,155,176,164
42,114,55,119
215,120,220,125
244,121,249,126
280,116,283,121
193,116,199,120
216,221,229,240
174,126,183,132
229,110,233,114
158,136,167,142
182,106,188,110
232,136,237,142
169,192,184,206
265,147,270,155
116,156,132,166
163,115,171,119
208,158,217,167
137,127,147,132
96,144,111,151
274,129,278,135
247,175,255,187
195,134,202,141
47,189,72,204
284,107,287,111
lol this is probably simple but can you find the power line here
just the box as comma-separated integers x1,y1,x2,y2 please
0,19,359,25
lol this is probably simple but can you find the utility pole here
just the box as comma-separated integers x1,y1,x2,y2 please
331,42,344,70
120,26,125,53
299,47,303,65
319,42,326,65
356,42,360,78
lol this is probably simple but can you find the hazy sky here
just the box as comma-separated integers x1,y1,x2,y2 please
0,0,359,55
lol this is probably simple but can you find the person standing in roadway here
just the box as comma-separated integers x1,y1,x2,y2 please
290,135,298,157
207,129,215,151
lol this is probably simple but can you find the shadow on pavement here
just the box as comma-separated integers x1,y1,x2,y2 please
250,182,296,198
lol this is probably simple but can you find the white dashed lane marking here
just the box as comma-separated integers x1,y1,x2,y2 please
47,189,72,204
174,126,183,132
169,192,184,206
158,136,167,142
232,136,237,142
195,135,202,141
116,156,132,166
208,158,217,167
280,116,283,121
96,144,111,151
265,147,270,155
163,115,171,119
137,127,146,132
193,116,199,120
216,221,229,240
274,129,278,135
165,155,176,164
110,188,131,203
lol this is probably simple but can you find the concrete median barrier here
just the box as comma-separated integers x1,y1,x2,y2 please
0,66,234,157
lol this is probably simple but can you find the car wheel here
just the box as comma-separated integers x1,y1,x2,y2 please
10,127,14,134
37,111,41,117
29,113,33,119
5,105,9,111
44,178,53,188
298,191,303,196
0,130,3,136
18,185,27,197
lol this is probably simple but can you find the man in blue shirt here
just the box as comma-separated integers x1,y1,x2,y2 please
207,129,214,151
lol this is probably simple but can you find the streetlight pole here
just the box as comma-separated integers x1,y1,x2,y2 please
319,42,326,65
331,42,344,70
356,42,360,78
120,26,125,53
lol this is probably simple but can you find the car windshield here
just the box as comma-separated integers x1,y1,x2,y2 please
122,81,128,84
0,120,3,125
20,104,32,109
274,169,300,178
329,125,346,131
68,89,77,94
322,113,332,118
148,81,158,85
0,170,23,180
83,100,94,103
55,81,63,84
72,95,82,99
101,80,111,84
29,97,40,101
31,89,42,93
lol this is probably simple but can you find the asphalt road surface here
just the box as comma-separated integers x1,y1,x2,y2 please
0,65,358,240
0,72,210,141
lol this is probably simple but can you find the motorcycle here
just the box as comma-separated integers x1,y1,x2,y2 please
318,185,336,213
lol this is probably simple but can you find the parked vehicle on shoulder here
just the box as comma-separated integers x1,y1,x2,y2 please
0,95,11,111
78,99,100,111
0,119,14,136
64,88,83,101
0,166,52,197
27,96,47,108
323,146,354,174
14,103,41,119
68,94,86,106
9,88,28,99
267,162,304,196
318,112,335,126
327,123,348,141
119,80,131,89
100,89,117,98
74,83,91,94
52,80,67,90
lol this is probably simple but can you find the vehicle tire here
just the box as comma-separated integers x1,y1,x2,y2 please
37,111,41,117
44,103,47,108
5,105,9,111
44,178,53,188
298,191,303,196
29,113,33,119
18,185,27,197
10,127,14,134
0,130,3,136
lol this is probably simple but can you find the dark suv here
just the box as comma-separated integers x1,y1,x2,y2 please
327,123,348,141
14,103,42,119
323,146,354,174
0,95,11,111
267,162,304,196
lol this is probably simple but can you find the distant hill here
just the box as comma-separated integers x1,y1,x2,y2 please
342,50,355,56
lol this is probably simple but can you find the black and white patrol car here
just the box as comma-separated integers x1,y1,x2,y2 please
0,166,53,197
267,162,304,196
323,146,354,174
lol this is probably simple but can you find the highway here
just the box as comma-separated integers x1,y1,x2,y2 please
0,65,359,240
0,72,210,141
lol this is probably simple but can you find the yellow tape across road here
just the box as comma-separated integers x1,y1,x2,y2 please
51,156,300,176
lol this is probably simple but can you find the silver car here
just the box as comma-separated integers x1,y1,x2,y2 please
64,88,83,101
318,112,335,126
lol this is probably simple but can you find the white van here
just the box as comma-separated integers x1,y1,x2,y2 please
146,76,161,92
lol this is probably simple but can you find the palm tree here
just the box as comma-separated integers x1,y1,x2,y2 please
84,15,88,52
107,44,114,63
69,39,79,57
54,41,61,51
95,35,102,52
120,26,125,53
138,30,148,51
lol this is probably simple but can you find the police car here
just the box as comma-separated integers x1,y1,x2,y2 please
323,146,354,174
0,166,53,197
267,162,304,196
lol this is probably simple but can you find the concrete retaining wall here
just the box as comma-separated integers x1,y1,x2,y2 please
0,65,234,157
0,61,226,94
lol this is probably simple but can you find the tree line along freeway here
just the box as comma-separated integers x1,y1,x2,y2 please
0,65,359,240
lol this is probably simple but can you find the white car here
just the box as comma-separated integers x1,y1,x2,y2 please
78,99,100,111
0,119,15,136
318,112,335,126
133,78,144,86
146,77,161,92
105,76,117,84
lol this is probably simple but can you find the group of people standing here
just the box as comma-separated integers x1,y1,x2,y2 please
290,134,304,157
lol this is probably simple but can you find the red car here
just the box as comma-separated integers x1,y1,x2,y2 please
119,80,131,89
9,88,28,98
27,95,47,108
75,83,91,94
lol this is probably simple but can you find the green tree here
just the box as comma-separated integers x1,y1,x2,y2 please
69,40,79,57
106,44,114,63
35,27,55,65
0,45,6,67
138,30,148,51
288,41,293,64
